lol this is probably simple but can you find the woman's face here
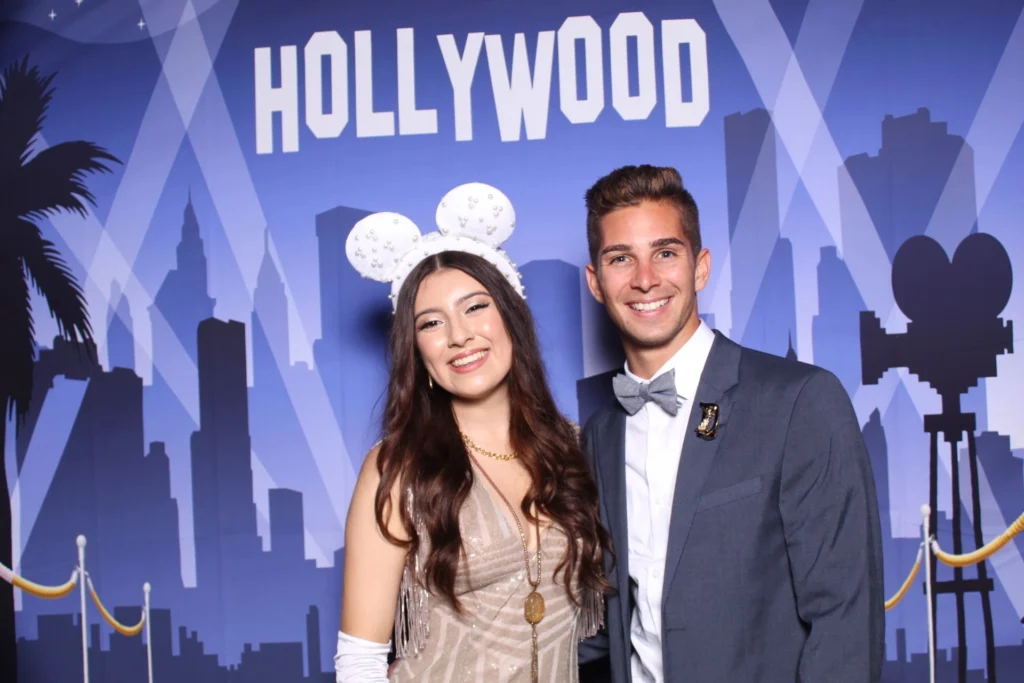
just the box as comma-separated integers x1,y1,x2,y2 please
413,268,513,401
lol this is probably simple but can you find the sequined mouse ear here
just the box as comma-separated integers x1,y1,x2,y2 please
435,182,516,249
345,212,423,282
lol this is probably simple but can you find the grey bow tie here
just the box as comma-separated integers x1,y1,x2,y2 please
613,370,680,416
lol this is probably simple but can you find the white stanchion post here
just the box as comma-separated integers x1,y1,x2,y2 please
77,535,89,683
144,582,153,683
921,505,936,683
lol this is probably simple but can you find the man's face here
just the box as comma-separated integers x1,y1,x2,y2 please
585,200,710,357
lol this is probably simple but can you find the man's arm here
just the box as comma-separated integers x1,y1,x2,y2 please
578,628,611,665
779,369,885,683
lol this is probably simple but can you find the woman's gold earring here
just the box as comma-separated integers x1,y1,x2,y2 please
428,375,434,389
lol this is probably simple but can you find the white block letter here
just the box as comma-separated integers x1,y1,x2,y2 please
254,46,299,154
662,19,709,127
609,12,656,121
438,33,484,142
355,30,395,137
485,32,556,142
397,28,438,135
304,31,349,139
557,16,604,124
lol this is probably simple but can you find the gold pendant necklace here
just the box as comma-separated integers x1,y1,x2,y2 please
465,450,544,683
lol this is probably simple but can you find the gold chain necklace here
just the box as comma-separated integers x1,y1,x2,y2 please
461,431,517,461
465,451,544,683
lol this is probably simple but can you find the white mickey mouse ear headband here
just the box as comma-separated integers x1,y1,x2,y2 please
345,182,524,310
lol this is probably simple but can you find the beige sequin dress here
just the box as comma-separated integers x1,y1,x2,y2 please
388,465,603,683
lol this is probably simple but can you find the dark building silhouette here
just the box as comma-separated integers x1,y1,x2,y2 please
579,270,626,380
973,433,1024,557
247,230,344,562
185,317,343,669
269,488,305,560
143,190,218,591
724,108,797,358
107,280,136,372
14,336,97,471
18,604,338,683
843,108,978,264
17,364,185,633
812,246,866,395
312,205,387,466
522,260,584,422
191,318,261,591
863,408,929,663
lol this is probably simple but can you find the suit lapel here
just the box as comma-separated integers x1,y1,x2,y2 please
594,408,631,655
661,333,741,596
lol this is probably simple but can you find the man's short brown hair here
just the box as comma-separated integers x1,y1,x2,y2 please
584,164,701,265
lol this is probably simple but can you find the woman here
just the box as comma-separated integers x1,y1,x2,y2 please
335,249,612,683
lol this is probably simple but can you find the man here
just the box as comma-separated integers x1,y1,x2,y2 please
577,165,884,682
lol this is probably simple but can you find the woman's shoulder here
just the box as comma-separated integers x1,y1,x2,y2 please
355,440,384,484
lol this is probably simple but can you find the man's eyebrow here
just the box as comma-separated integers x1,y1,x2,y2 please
599,243,632,257
651,237,687,249
600,238,687,257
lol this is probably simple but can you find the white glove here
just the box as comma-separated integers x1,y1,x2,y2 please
334,630,391,682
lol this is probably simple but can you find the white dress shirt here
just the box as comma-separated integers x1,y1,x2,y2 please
623,321,715,683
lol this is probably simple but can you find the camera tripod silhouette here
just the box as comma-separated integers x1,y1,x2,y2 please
861,232,1013,683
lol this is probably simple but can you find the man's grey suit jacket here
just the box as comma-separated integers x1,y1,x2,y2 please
579,331,885,682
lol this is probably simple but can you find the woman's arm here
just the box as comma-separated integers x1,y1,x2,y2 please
335,445,409,682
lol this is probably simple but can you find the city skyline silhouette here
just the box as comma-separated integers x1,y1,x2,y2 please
10,105,1024,683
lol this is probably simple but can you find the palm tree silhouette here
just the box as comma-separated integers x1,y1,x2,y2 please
0,56,120,680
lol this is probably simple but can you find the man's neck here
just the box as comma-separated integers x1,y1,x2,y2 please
624,317,702,380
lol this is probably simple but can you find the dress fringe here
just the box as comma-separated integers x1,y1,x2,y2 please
577,586,605,641
393,557,430,659
394,487,430,659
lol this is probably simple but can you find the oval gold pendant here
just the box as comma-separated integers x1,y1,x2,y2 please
524,590,545,625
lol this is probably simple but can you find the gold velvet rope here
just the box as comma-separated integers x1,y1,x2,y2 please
884,545,922,611
0,562,79,599
86,574,145,636
931,510,1024,568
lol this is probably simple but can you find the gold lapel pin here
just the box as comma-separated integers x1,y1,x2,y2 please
695,402,720,441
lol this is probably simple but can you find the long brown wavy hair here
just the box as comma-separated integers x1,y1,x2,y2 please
373,250,612,612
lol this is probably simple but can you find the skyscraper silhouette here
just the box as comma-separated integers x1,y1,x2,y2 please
18,366,185,629
269,488,304,560
192,318,260,591
844,108,978,264
151,191,217,366
521,260,584,422
312,205,387,465
107,281,135,372
252,228,290,386
724,109,797,357
144,190,218,589
812,246,866,395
